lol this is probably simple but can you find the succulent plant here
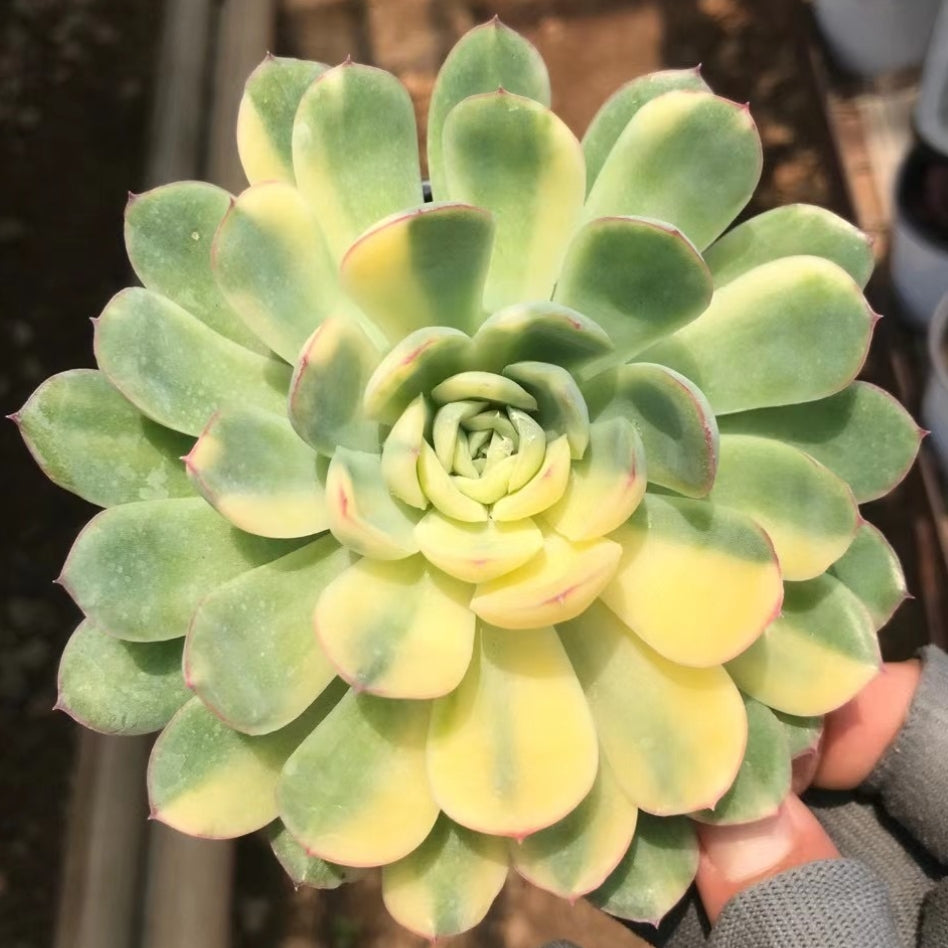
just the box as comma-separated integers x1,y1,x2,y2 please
15,19,922,939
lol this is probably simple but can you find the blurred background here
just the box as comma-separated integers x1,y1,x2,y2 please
2,1,948,946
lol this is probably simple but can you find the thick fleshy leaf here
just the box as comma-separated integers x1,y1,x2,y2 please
186,406,327,539
554,216,713,360
691,696,790,825
268,821,353,889
382,816,508,939
584,91,761,250
559,600,747,815
583,363,718,497
428,623,598,838
704,204,874,289
582,69,709,192
711,434,859,581
490,435,571,522
427,19,550,199
418,441,489,523
601,494,782,667
718,382,921,503
288,317,381,456
237,56,328,185
431,370,537,410
363,327,469,425
828,521,908,629
414,511,543,583
774,711,823,758
442,91,585,311
341,203,493,340
641,256,874,415
149,687,340,838
471,301,613,371
62,497,298,642
185,537,352,735
588,814,698,925
325,448,420,559
213,182,341,362
279,691,439,866
511,759,638,899
727,574,880,716
543,417,646,541
506,409,547,492
57,620,189,735
315,556,475,699
94,288,290,436
16,369,193,507
125,182,266,352
382,395,430,509
293,62,422,260
471,530,621,629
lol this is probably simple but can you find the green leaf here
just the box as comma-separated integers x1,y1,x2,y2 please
237,56,328,185
711,434,859,581
428,19,550,199
726,574,880,716
588,814,698,925
381,395,430,510
16,369,193,507
443,91,585,311
149,686,341,838
582,69,709,193
828,521,908,629
293,62,423,260
341,203,494,341
584,363,718,497
417,440,489,523
584,91,761,250
268,821,354,889
213,182,341,362
704,204,874,289
718,382,921,503
62,497,300,642
94,288,290,436
774,710,823,758
641,256,874,415
554,216,713,360
185,537,352,735
186,405,328,539
125,182,268,353
57,620,189,735
691,696,790,825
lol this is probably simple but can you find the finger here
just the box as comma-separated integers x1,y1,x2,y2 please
695,793,839,923
814,659,921,790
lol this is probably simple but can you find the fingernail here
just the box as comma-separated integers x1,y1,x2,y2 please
699,803,796,882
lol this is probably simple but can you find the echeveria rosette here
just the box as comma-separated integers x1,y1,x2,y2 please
14,20,923,939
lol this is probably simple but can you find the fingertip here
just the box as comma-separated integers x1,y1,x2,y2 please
695,794,839,923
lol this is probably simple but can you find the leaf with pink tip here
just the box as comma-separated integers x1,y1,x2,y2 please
340,203,494,341
213,182,342,362
57,620,189,735
554,216,713,360
428,18,550,199
442,91,585,311
382,815,509,939
559,600,746,815
584,91,761,250
428,623,598,838
293,62,423,261
315,556,475,699
148,683,343,839
641,256,874,415
237,56,327,185
279,690,439,866
600,494,782,667
268,821,354,889
726,574,880,716
62,497,300,642
125,182,268,353
710,434,859,581
588,814,699,925
94,288,290,436
490,435,572,523
185,536,352,735
16,369,193,507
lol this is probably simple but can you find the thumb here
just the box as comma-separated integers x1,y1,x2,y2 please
694,794,839,922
